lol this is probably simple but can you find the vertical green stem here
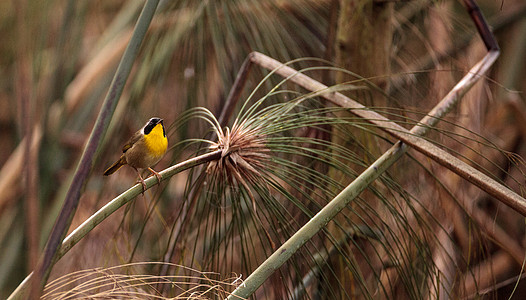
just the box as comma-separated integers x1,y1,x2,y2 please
26,0,160,298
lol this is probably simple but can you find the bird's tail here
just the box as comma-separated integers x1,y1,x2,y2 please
103,156,127,176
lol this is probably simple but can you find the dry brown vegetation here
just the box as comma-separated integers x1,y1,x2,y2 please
2,0,526,299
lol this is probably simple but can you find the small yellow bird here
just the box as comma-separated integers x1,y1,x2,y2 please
104,117,168,190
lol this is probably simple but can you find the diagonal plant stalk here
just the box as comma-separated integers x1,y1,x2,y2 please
226,50,526,218
7,150,222,300
8,1,518,298
27,0,160,298
227,1,513,297
230,50,526,216
227,50,503,299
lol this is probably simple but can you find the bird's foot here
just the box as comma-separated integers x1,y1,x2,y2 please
134,168,147,194
138,178,147,193
148,167,162,184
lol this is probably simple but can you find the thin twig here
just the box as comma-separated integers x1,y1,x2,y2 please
218,54,254,127
392,2,525,91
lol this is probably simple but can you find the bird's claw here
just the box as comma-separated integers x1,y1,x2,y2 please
148,168,162,184
154,173,162,184
138,178,147,194
135,168,162,194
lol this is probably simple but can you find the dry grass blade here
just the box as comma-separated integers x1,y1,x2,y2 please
0,126,42,214
64,29,133,114
41,262,242,300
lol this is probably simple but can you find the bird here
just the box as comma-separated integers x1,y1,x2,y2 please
104,117,168,191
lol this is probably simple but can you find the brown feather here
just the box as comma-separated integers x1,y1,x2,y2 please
103,155,127,176
122,131,141,153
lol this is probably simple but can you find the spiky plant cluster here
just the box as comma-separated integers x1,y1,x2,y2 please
206,119,271,208
199,92,324,209
182,93,371,275
185,84,501,299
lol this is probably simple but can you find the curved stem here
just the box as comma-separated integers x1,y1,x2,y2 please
7,150,221,300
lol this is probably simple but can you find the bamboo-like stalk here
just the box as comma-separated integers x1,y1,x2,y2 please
220,48,523,222
28,0,160,298
226,141,410,299
7,150,222,300
227,5,507,295
246,51,524,215
227,49,503,299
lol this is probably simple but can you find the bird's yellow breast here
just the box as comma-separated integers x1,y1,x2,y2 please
144,123,168,158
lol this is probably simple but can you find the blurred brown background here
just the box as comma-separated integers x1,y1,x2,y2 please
1,0,526,299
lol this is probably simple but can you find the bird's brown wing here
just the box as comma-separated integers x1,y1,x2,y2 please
122,131,141,153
